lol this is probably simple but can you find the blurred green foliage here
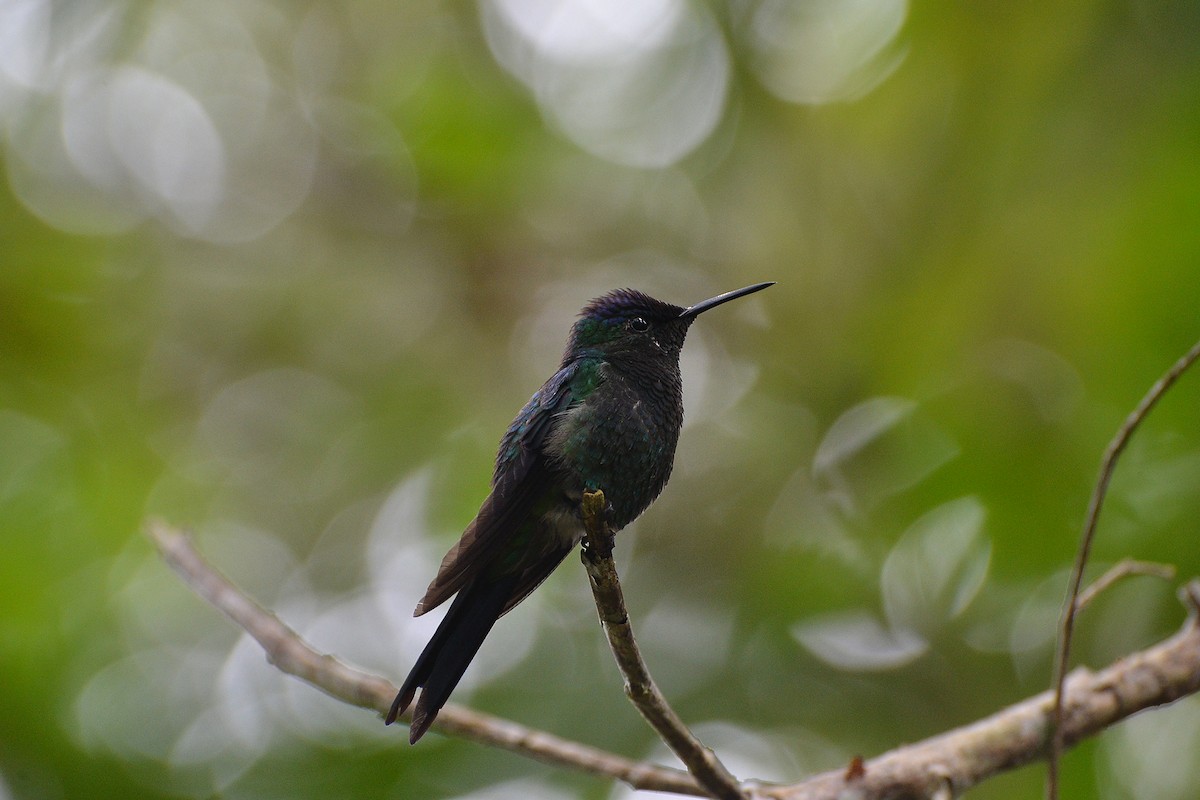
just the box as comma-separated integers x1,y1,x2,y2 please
2,1,1200,799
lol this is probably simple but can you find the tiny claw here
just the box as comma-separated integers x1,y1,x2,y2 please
581,531,615,562
579,488,616,559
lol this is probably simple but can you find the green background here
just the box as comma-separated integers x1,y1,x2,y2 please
3,2,1199,799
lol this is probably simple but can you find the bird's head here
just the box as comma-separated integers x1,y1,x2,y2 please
564,283,774,363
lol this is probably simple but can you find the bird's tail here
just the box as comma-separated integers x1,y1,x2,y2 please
385,575,516,743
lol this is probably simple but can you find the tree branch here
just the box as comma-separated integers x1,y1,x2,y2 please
763,583,1200,799
1049,337,1200,799
149,519,1200,799
145,519,705,797
579,490,749,800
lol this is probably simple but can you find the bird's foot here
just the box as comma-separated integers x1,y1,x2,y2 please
581,532,616,563
580,489,616,561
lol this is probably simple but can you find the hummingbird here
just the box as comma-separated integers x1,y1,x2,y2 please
386,281,774,743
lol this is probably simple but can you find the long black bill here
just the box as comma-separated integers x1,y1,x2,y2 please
678,281,775,320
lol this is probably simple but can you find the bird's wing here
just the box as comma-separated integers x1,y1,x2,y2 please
413,362,585,616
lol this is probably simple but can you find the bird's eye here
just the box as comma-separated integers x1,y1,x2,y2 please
629,317,650,332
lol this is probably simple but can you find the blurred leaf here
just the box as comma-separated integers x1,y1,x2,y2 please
791,610,927,671
813,397,959,513
814,396,916,473
881,496,991,634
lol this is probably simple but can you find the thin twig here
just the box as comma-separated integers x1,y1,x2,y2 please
1048,337,1200,800
1074,558,1176,612
579,490,750,800
148,517,1200,799
145,519,704,797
